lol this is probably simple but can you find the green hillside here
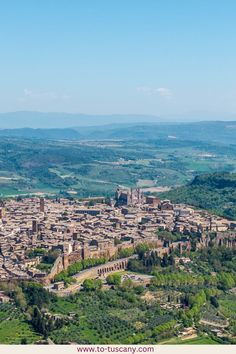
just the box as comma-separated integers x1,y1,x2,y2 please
160,173,236,219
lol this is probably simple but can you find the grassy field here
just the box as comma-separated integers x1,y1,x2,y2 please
0,303,41,344
0,319,41,344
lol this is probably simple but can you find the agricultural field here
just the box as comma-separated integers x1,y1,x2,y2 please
49,289,176,344
218,293,236,319
0,303,41,344
0,137,236,198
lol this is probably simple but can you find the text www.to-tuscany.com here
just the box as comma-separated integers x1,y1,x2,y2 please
77,346,154,353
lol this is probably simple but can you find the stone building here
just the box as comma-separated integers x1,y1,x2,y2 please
40,198,45,213
115,188,144,206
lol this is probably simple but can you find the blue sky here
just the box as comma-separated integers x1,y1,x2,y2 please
1,0,236,119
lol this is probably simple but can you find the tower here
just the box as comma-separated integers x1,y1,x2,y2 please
32,220,38,233
178,242,183,255
63,254,69,269
40,198,45,213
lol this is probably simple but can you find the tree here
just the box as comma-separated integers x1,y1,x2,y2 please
168,254,175,266
82,279,102,291
118,247,134,258
105,197,111,205
31,306,62,338
217,272,235,290
114,237,121,246
161,253,169,267
134,285,145,294
14,286,27,310
22,282,52,308
135,243,150,260
106,273,121,286
31,306,46,336
121,278,134,290
210,296,219,308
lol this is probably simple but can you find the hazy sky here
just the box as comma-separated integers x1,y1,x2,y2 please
1,0,236,118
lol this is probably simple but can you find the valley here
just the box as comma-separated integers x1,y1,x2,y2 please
0,135,235,199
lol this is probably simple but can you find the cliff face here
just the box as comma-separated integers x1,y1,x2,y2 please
199,232,236,249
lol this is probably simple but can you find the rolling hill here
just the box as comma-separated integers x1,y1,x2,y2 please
0,119,236,144
161,172,236,219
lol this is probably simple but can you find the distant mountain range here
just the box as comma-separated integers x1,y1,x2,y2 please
0,119,236,144
0,111,163,129
1,111,236,129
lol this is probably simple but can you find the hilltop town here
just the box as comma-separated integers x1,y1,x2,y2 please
0,188,235,285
